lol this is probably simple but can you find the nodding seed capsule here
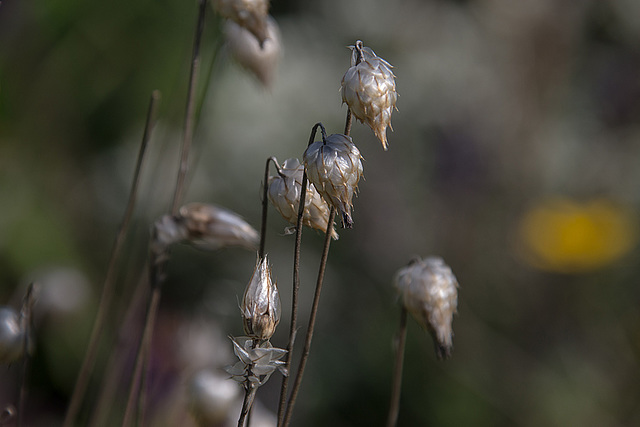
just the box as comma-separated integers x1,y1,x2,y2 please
394,257,459,359
241,256,281,340
267,158,338,240
213,0,270,46
303,134,363,229
341,40,397,150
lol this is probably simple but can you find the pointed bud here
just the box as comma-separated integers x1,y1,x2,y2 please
224,16,281,88
341,40,397,150
0,307,24,365
303,134,364,228
152,203,259,253
242,256,281,340
394,257,459,359
213,0,270,46
268,158,338,240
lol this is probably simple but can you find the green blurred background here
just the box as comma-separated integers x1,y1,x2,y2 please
2,0,640,425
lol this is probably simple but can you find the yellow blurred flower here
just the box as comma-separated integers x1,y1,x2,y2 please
517,197,637,273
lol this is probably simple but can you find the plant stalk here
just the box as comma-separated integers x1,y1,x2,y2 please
386,307,408,427
63,90,159,427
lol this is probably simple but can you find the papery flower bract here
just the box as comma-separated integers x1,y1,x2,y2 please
213,0,270,46
225,336,287,386
242,256,281,340
224,16,281,88
394,257,459,359
341,40,397,150
151,203,259,254
303,134,363,228
268,158,338,240
0,307,24,365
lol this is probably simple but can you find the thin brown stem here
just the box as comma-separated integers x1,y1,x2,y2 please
259,157,281,258
282,207,335,427
237,384,258,427
386,307,408,427
62,91,160,427
276,124,324,426
171,0,207,214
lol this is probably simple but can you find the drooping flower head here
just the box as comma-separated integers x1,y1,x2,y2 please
303,133,364,228
213,0,270,46
394,257,459,359
341,40,397,150
268,158,338,240
241,255,281,340
224,16,281,88
152,203,259,253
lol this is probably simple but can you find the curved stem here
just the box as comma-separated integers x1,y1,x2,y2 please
259,156,281,258
282,207,335,427
386,307,408,427
276,124,323,426
63,90,160,427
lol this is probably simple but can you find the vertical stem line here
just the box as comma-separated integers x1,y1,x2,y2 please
260,157,280,259
386,307,408,427
63,91,160,427
282,207,335,427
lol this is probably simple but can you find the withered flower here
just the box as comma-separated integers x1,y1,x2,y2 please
241,256,281,340
303,134,363,228
268,158,338,240
394,257,459,359
213,0,270,46
341,40,397,150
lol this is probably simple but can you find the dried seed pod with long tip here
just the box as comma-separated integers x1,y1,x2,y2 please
224,16,281,88
394,257,459,359
268,158,338,240
212,0,270,46
341,40,397,150
151,203,259,253
303,133,364,228
242,255,281,340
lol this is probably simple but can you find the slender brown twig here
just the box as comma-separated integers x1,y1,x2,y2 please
276,123,325,426
63,90,160,427
386,307,408,427
259,156,281,258
124,1,208,425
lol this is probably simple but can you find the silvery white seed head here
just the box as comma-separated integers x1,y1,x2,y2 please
303,134,364,228
152,203,259,254
179,203,259,251
394,257,459,359
187,369,239,426
268,158,338,240
242,256,281,340
0,307,24,365
224,16,281,88
213,0,270,46
341,40,397,150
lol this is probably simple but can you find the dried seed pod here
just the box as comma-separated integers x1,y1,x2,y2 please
394,257,459,359
303,134,363,228
267,158,338,240
213,0,270,46
151,203,259,253
242,256,281,340
0,307,24,365
341,40,397,150
224,16,281,88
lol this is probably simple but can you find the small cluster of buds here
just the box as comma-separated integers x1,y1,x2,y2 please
152,202,259,254
394,257,459,359
268,158,338,240
213,0,281,87
303,134,364,228
341,40,397,150
0,307,23,364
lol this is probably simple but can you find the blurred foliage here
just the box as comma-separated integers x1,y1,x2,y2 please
2,0,640,426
